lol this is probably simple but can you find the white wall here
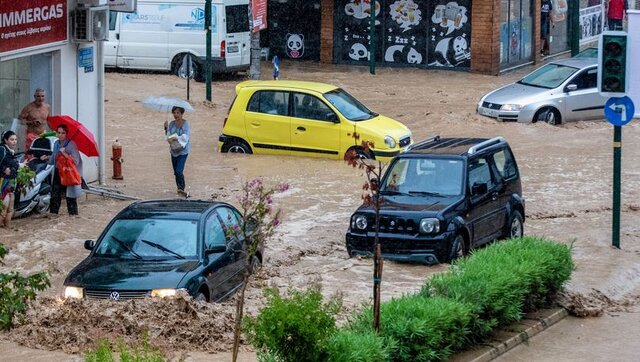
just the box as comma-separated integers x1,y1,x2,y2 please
628,11,640,118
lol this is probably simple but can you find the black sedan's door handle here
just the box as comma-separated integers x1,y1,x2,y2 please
297,126,306,131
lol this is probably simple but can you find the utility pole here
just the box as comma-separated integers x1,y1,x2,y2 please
205,0,212,101
249,3,261,80
369,1,376,75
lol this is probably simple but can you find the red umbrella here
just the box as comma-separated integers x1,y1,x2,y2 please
47,115,99,157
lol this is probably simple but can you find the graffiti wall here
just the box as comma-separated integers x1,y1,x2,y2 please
334,0,472,69
262,0,321,61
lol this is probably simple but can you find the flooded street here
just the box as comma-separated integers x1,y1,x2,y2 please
1,60,640,359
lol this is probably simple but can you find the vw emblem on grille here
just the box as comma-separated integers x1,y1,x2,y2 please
109,291,120,301
390,220,396,227
487,103,493,108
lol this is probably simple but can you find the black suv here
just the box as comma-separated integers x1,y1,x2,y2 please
346,136,524,264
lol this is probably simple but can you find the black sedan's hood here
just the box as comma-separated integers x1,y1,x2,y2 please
64,257,200,290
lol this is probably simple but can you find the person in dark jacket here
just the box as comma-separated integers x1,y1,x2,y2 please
1,131,19,227
541,0,553,56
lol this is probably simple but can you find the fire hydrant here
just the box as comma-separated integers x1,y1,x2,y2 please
111,139,124,180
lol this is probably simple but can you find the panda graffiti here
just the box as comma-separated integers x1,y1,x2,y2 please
430,35,470,67
349,43,370,61
286,34,304,58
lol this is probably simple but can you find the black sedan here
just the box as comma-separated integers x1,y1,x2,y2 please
63,199,262,302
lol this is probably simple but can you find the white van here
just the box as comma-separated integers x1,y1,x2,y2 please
105,0,250,80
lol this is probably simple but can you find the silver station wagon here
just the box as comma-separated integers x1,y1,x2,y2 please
477,58,606,125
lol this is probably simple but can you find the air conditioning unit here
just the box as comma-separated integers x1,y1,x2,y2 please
73,6,109,42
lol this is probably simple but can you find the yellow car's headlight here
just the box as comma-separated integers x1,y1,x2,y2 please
64,286,84,299
151,289,180,298
384,135,396,148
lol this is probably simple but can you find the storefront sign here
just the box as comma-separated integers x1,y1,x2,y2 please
78,46,94,73
0,0,67,54
108,0,137,13
252,0,267,31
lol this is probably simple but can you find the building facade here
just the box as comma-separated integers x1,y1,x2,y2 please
265,0,609,75
0,0,106,182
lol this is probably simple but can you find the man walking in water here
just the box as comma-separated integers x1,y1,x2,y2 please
19,88,51,151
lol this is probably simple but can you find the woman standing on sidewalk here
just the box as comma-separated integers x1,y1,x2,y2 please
166,106,190,198
0,131,19,227
48,125,82,215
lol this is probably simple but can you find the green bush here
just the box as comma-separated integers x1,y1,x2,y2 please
326,329,390,362
243,285,341,362
0,243,50,330
345,295,473,362
84,333,166,362
423,236,573,340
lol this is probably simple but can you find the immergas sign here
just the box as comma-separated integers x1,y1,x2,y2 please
0,0,67,54
108,0,137,13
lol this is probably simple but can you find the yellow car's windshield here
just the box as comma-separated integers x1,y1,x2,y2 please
323,89,377,121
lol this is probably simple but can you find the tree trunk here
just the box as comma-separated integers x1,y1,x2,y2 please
232,274,249,362
249,31,261,80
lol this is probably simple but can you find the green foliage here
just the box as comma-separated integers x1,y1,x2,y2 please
326,329,390,362
16,166,36,193
84,333,166,362
244,285,342,362
0,243,50,330
346,296,473,362
422,236,574,340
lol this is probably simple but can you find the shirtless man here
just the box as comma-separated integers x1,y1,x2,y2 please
19,88,51,151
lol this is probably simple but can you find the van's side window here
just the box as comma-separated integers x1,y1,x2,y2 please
293,93,335,121
109,12,117,31
492,149,518,180
247,91,289,116
226,5,250,33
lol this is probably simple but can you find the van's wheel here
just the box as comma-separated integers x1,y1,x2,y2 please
171,54,205,82
534,108,561,125
506,210,524,239
447,234,467,263
224,138,252,154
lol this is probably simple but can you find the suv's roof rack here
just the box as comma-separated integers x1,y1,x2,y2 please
407,135,440,151
467,137,505,155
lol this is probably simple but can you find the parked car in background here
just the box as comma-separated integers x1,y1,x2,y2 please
346,136,524,264
64,200,261,302
218,80,412,162
477,58,606,125
105,0,250,81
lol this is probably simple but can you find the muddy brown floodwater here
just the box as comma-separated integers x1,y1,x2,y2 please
1,60,639,360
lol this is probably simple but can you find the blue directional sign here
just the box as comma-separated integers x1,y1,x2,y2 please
605,96,635,126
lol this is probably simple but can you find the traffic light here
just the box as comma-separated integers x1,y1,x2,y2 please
598,31,629,96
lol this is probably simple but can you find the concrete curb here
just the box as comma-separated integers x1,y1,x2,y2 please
466,308,569,362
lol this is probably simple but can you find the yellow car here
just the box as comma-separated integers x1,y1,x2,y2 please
218,80,412,161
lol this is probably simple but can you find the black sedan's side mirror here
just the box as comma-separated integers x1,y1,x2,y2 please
471,182,488,195
84,240,95,250
566,84,578,92
204,245,227,255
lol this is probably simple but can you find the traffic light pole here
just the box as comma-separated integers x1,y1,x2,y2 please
612,125,621,249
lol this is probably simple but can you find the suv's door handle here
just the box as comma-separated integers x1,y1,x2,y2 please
297,126,306,131
491,192,498,201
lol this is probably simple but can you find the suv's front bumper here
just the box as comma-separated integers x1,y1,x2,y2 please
345,230,456,265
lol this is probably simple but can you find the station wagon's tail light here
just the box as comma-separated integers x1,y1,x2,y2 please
220,40,226,59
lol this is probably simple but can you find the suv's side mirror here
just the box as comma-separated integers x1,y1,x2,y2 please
326,112,339,123
471,182,488,195
566,84,578,92
204,244,227,254
84,240,95,250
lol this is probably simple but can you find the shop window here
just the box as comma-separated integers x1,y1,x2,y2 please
549,0,570,54
500,0,534,67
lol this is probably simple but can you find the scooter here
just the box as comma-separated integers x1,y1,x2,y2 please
12,136,56,218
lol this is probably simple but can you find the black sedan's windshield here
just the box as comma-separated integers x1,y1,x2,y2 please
382,158,464,197
94,219,199,259
517,64,579,89
323,89,377,121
